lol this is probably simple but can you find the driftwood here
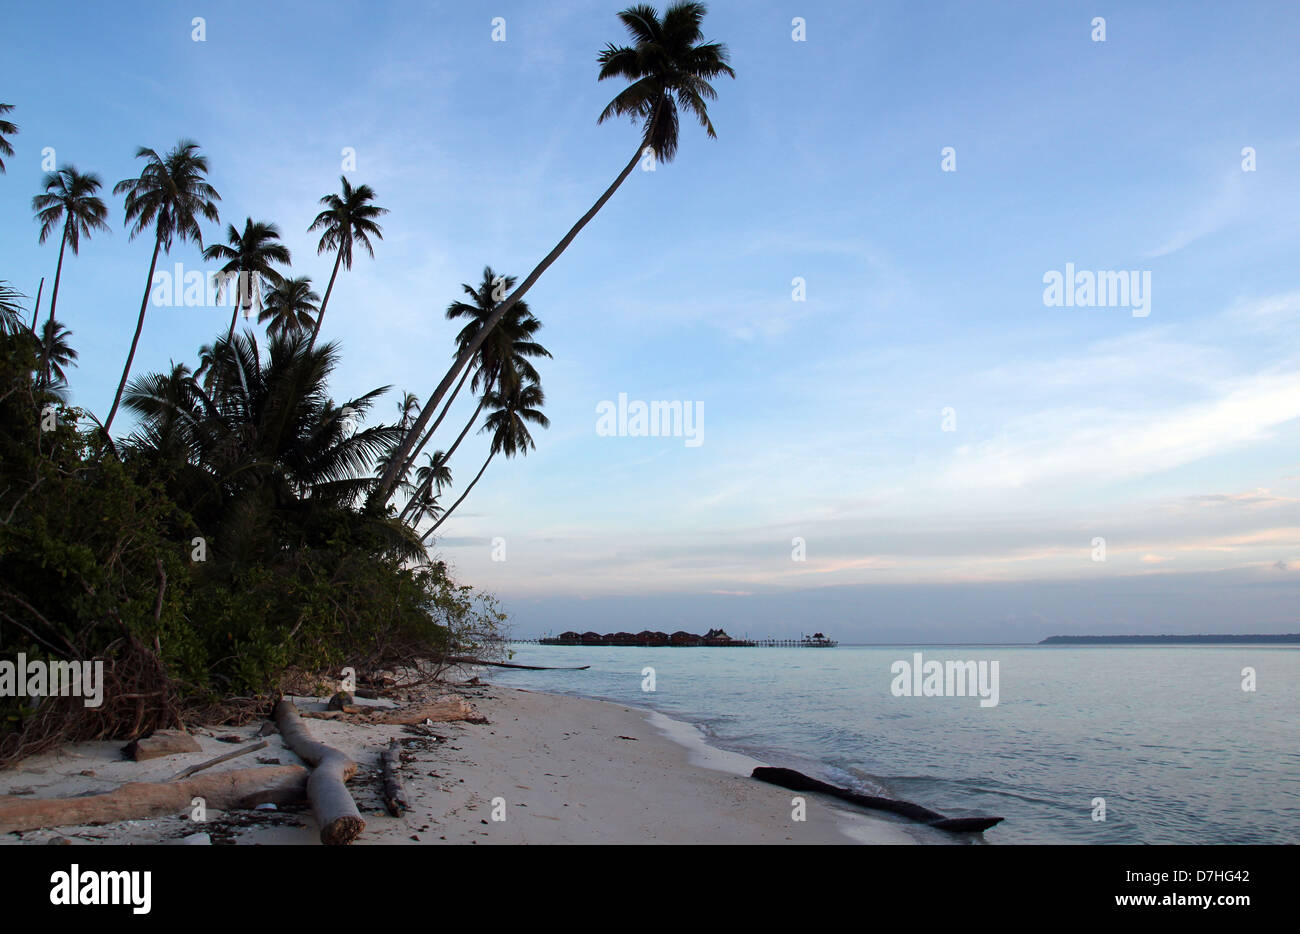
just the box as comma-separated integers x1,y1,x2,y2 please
122,730,202,761
0,765,307,834
752,766,1004,833
446,656,590,671
273,699,365,845
169,740,269,781
302,695,478,725
380,739,408,817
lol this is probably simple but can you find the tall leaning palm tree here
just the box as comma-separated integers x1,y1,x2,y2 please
258,275,319,336
375,1,733,505
0,103,16,173
31,165,110,335
305,176,386,352
202,218,291,342
104,140,220,435
421,379,548,542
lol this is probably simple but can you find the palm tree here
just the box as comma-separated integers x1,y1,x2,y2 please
35,318,78,390
202,218,292,342
0,104,16,173
258,276,319,336
194,342,218,391
104,140,221,435
374,1,733,505
305,176,386,352
0,281,25,335
421,379,548,541
406,450,453,525
396,267,550,510
122,331,421,566
398,268,550,522
31,166,110,382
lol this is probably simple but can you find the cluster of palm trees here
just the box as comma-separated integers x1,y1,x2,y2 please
5,1,734,547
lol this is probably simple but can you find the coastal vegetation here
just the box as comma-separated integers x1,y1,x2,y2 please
0,2,732,765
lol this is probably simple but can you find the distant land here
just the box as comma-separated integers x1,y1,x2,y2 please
1040,634,1300,645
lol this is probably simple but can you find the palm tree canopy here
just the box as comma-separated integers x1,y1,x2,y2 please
446,266,552,395
596,1,735,163
416,450,453,494
122,331,422,563
0,281,27,335
481,379,549,459
202,217,292,302
259,275,320,336
36,318,78,385
113,139,221,249
0,103,16,172
308,175,387,270
32,165,111,253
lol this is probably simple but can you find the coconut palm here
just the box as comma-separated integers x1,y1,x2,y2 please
0,103,16,173
258,275,319,337
104,140,221,435
202,218,292,343
406,450,452,525
374,1,733,505
123,331,421,565
31,166,111,357
194,342,218,391
421,379,548,541
34,318,78,390
305,176,386,352
398,269,550,522
0,281,25,335
396,267,550,510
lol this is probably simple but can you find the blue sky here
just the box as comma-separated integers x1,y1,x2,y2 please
3,1,1299,640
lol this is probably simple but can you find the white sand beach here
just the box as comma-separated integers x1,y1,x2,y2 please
0,682,914,845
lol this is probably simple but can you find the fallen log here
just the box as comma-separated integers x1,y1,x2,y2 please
169,740,269,781
751,766,1004,833
0,765,306,834
446,656,590,671
380,739,408,817
273,699,365,845
302,695,478,725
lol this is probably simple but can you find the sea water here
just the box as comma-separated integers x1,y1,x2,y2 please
485,644,1300,844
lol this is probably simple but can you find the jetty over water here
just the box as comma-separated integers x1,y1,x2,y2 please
513,629,838,648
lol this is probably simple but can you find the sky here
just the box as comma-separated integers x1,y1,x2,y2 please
2,1,1299,641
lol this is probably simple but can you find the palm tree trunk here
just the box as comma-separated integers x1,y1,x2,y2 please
46,226,68,328
396,361,476,487
104,234,162,436
399,388,488,522
43,224,69,386
225,280,241,344
307,249,344,353
375,142,644,505
29,277,44,330
420,450,494,543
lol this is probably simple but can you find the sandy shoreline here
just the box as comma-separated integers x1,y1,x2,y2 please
0,682,915,845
